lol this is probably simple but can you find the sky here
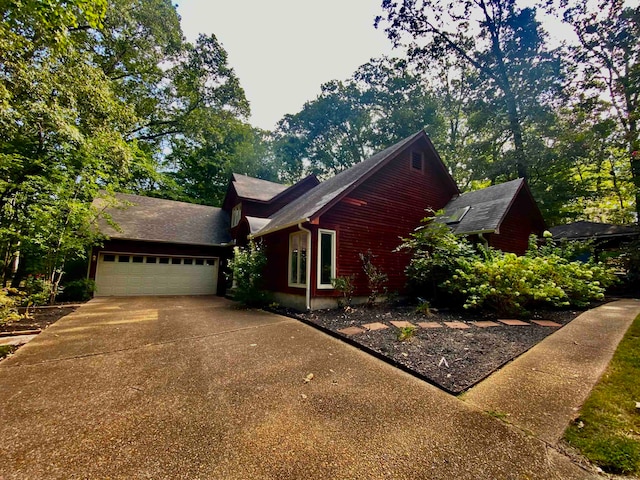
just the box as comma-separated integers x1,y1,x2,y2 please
176,1,637,132
176,0,394,131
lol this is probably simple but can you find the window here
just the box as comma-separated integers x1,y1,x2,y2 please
146,257,157,264
159,257,170,264
195,259,205,265
103,254,115,262
231,203,242,228
317,230,336,289
446,206,470,224
171,258,181,265
183,258,193,265
132,256,144,263
288,231,308,288
118,255,130,263
411,151,424,172
206,259,216,266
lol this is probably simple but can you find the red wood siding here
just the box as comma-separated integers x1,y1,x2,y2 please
486,190,545,255
89,240,231,295
314,146,458,298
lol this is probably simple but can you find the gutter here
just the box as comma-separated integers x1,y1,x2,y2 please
250,218,311,239
298,222,312,311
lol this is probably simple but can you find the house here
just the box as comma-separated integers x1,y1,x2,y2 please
549,220,640,261
89,131,545,309
89,194,231,296
441,178,546,255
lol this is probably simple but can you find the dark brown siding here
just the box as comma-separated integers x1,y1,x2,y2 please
315,147,458,298
89,239,232,295
487,190,545,255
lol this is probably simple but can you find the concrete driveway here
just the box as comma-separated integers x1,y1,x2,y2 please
0,297,594,479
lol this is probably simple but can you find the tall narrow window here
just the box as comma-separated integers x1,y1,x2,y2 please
231,203,242,228
318,230,336,289
289,231,308,288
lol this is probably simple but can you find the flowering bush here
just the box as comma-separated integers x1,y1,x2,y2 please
402,216,617,316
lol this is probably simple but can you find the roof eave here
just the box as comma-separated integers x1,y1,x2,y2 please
103,235,231,248
250,218,311,239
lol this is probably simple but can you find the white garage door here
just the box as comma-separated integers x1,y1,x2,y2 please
95,253,219,296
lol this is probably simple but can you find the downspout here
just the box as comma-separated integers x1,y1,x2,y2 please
299,223,312,310
478,233,490,260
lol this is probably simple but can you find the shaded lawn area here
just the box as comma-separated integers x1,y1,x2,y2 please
564,313,640,475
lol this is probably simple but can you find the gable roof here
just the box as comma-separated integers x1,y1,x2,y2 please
93,193,231,246
549,221,640,240
254,130,457,237
442,178,530,235
232,173,290,202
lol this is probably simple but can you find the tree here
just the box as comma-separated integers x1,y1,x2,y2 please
273,57,443,179
376,0,565,181
563,0,640,221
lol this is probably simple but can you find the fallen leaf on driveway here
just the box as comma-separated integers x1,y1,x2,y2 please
304,373,314,383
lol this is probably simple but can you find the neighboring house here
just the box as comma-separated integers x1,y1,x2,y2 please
549,221,640,261
441,178,545,256
90,130,547,309
90,194,231,296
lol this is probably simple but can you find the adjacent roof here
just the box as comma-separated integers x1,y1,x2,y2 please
549,221,640,240
254,131,451,237
232,173,289,202
93,193,231,246
442,178,526,235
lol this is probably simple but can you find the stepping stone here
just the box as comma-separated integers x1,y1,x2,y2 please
498,319,530,326
471,321,501,328
417,322,442,329
337,326,366,336
531,320,562,327
443,321,470,329
390,321,416,329
362,322,389,331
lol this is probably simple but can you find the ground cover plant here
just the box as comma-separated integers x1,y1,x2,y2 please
564,313,640,475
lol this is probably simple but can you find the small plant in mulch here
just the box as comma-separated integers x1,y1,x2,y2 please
0,345,18,361
397,325,416,342
415,300,432,316
331,275,355,309
359,250,388,307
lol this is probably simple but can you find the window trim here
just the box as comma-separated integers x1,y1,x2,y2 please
317,229,336,289
288,231,309,289
231,203,242,228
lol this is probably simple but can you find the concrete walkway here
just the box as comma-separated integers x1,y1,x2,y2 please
0,296,637,479
464,299,640,445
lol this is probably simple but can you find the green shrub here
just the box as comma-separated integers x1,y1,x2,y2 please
331,275,355,308
0,288,22,324
60,279,96,302
397,213,478,302
403,217,617,316
21,274,51,306
444,249,616,316
227,241,271,307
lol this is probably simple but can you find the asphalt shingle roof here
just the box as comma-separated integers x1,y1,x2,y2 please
442,178,525,235
254,131,426,236
549,221,640,240
94,193,231,246
232,173,289,202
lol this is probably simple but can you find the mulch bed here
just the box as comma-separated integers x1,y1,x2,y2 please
0,305,79,334
282,304,583,394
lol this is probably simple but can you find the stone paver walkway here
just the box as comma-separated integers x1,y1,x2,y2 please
337,318,564,336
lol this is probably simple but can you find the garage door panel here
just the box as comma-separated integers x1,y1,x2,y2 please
95,254,218,296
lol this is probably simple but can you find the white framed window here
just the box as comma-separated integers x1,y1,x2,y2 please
288,231,308,288
317,229,336,289
231,203,242,228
